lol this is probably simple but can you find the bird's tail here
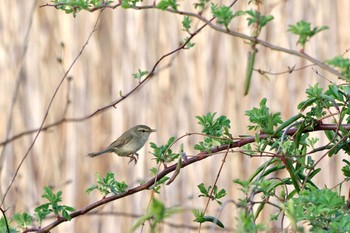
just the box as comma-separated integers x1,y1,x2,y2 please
87,148,111,157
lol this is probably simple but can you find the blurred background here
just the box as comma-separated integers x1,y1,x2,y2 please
0,0,349,232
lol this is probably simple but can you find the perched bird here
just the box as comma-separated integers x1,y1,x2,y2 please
88,125,156,163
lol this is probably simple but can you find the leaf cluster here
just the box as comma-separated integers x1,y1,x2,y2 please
192,209,224,229
85,172,128,197
34,186,75,224
150,137,179,164
51,0,112,16
194,112,232,152
245,98,282,134
288,20,329,49
130,198,180,233
326,56,350,80
148,167,170,193
197,183,227,205
285,189,350,232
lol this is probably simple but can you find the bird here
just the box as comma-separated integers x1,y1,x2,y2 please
87,125,156,163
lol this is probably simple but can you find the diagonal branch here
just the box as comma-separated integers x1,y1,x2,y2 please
0,9,104,208
21,122,350,233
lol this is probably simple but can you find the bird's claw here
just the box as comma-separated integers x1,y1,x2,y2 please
128,153,139,165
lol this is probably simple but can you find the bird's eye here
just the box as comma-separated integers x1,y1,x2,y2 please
140,129,146,132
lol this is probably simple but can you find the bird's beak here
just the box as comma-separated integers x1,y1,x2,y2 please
151,129,157,133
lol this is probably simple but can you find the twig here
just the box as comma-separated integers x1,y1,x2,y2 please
0,1,36,184
198,145,230,233
18,122,350,232
0,207,10,233
0,9,103,208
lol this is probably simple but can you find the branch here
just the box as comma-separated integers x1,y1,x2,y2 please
40,2,346,79
21,122,350,232
0,207,10,233
0,5,214,148
0,9,103,208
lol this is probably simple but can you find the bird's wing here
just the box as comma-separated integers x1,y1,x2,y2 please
108,133,133,148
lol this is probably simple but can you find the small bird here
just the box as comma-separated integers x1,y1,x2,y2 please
88,125,156,163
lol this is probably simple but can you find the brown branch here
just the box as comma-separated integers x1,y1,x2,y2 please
0,6,213,148
0,207,10,233
131,6,346,80
20,122,350,232
3,2,346,148
199,145,230,232
40,2,345,79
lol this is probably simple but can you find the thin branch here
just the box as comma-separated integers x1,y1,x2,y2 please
199,145,230,232
0,9,103,208
21,122,350,232
119,4,347,80
0,1,36,183
0,207,10,233
0,7,211,148
40,2,346,80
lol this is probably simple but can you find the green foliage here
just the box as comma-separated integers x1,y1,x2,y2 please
245,98,282,134
341,159,350,178
284,189,350,232
326,56,350,80
298,83,335,120
236,211,265,233
51,0,112,16
132,69,149,81
150,137,179,164
197,183,227,205
182,16,191,32
130,198,180,233
244,50,256,95
12,2,350,232
194,112,232,152
235,84,350,229
194,0,210,12
288,20,329,49
244,9,274,34
192,209,224,228
12,212,33,229
156,0,178,11
85,172,128,196
149,167,170,193
183,36,196,49
121,0,142,8
34,186,75,224
0,217,16,233
211,3,234,29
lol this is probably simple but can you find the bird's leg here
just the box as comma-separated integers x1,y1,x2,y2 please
128,153,138,165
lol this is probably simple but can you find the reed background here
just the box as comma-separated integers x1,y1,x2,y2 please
0,0,349,232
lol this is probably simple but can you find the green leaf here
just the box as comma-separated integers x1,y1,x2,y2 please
211,3,234,28
284,189,348,231
150,137,178,163
197,183,210,196
194,0,210,11
203,216,225,228
85,172,128,196
288,20,329,49
245,98,282,134
244,10,274,34
326,56,350,80
182,16,191,32
244,50,256,95
13,212,33,229
130,198,181,232
157,0,178,11
132,69,149,80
